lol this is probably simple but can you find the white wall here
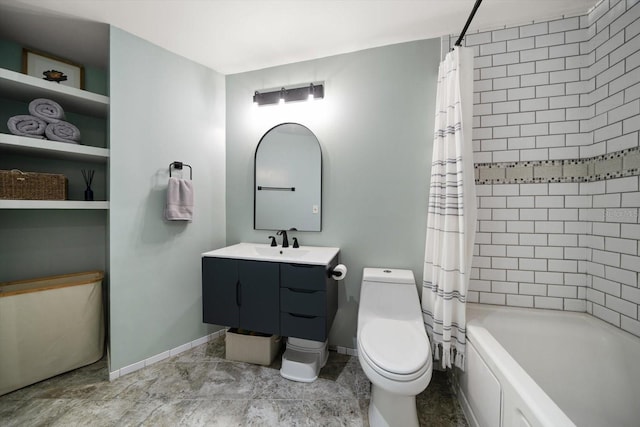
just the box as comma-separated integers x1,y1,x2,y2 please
225,39,441,348
109,27,226,371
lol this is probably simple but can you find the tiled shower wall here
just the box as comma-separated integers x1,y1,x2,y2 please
446,0,640,337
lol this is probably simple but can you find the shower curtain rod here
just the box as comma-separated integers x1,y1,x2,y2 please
454,0,483,47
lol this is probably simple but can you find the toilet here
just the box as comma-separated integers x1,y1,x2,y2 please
357,268,432,427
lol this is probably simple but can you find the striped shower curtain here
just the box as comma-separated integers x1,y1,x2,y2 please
422,46,476,370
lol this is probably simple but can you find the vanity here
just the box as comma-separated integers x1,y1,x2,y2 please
201,242,340,342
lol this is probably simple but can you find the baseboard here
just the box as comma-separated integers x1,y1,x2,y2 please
330,345,358,357
108,328,226,381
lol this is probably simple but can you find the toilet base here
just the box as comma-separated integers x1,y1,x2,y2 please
369,384,419,427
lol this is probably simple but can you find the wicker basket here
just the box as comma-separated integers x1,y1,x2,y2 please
0,169,67,200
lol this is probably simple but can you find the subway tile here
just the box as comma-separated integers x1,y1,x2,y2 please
536,32,565,48
622,192,640,207
492,281,519,294
593,275,623,296
492,27,520,42
594,193,622,208
611,33,640,66
535,221,565,233
480,244,507,257
596,30,626,62
593,222,621,236
549,16,580,33
521,123,549,136
605,208,639,223
521,97,550,111
493,52,520,66
493,150,520,162
474,79,493,93
493,76,520,90
480,268,507,281
565,195,592,208
507,220,534,233
566,28,589,44
507,294,535,307
507,269,535,283
606,295,637,318
520,183,549,196
593,249,622,267
508,111,536,125
621,284,640,304
610,65,640,94
521,148,549,161
465,31,492,46
608,100,640,123
565,299,588,311
508,137,536,150
548,284,578,298
493,125,520,138
506,195,535,208
469,279,491,292
493,100,520,114
550,121,580,134
480,196,507,208
481,89,507,103
535,296,564,309
536,84,565,98
479,220,506,232
621,223,640,239
606,265,638,286
520,257,548,271
520,233,549,246
566,221,591,234
480,41,507,56
549,94,580,109
606,236,638,255
492,232,519,244
536,58,565,73
621,317,640,338
565,247,588,259
536,110,566,124
610,2,640,35
549,68,580,84
507,62,536,76
479,292,506,305
607,176,639,193
535,195,565,208
521,22,549,37
624,115,640,133
535,245,564,258
481,114,508,127
507,245,534,258
549,208,578,220
592,304,622,327
567,79,595,95
627,47,640,72
520,282,548,296
507,37,535,52
520,47,550,62
521,72,550,87
474,103,493,116
492,184,520,196
481,66,508,80
508,86,536,101
627,11,640,40
594,122,623,143
519,208,549,223
587,288,606,306
621,254,640,272
596,0,627,34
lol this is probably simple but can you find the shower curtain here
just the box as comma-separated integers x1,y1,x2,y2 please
422,46,476,370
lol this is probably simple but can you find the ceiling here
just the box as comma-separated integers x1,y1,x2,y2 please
0,0,598,74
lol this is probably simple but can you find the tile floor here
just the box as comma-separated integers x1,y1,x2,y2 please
0,335,468,426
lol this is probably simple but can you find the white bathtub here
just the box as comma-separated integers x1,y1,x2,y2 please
458,303,640,427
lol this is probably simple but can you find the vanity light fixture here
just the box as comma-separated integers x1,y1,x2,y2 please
253,82,324,106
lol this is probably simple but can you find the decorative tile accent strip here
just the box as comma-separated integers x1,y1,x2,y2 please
475,146,640,184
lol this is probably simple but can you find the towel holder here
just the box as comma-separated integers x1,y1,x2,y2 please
169,161,192,180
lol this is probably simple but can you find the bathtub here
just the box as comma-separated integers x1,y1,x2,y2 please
457,303,640,427
0,271,105,396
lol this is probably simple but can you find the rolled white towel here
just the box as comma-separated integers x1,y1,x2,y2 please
45,121,81,144
29,98,66,124
7,115,46,139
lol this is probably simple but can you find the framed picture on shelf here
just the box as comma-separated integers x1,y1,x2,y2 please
22,48,85,90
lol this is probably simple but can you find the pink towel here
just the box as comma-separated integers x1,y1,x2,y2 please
165,177,193,221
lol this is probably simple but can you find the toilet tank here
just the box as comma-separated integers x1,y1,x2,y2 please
359,268,421,324
362,268,415,285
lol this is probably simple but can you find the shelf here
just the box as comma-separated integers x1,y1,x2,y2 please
0,200,109,210
0,133,108,162
0,68,109,118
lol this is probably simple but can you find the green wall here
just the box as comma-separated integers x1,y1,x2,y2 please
108,27,226,372
225,39,440,348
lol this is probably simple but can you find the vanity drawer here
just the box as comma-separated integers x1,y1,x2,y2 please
280,312,327,342
280,263,327,291
280,288,326,317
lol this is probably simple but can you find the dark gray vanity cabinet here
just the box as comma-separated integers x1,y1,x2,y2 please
279,260,338,342
202,254,338,342
202,258,280,335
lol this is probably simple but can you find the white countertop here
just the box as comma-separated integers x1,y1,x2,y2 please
202,242,340,265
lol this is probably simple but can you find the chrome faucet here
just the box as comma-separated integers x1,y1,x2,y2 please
277,230,289,248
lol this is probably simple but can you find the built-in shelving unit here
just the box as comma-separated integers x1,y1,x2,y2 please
0,200,109,209
0,133,109,162
0,68,108,118
0,66,110,210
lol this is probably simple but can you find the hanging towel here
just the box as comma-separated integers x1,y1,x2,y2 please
421,46,476,370
45,121,81,144
28,98,66,124
165,177,194,221
7,115,46,138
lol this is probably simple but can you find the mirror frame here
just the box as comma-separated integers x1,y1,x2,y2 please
253,122,323,231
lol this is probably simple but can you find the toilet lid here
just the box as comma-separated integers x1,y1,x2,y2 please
360,319,430,375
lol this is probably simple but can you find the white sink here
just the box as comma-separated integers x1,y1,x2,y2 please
202,242,339,265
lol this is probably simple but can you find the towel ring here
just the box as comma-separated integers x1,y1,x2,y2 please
169,161,192,180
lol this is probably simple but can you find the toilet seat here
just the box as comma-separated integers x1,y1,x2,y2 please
359,319,430,382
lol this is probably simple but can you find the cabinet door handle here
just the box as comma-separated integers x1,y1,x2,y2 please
287,288,318,294
288,313,316,319
236,281,241,306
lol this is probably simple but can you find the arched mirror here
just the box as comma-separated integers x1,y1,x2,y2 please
254,123,322,231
